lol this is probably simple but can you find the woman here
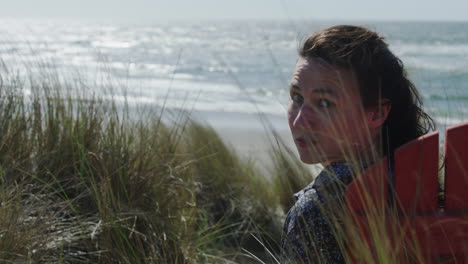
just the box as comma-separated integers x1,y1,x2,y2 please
281,25,434,263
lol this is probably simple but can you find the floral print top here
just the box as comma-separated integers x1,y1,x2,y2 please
281,161,364,264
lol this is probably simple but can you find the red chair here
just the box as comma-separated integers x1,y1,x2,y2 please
345,122,468,263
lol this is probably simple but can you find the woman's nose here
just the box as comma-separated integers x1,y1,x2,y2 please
292,106,314,129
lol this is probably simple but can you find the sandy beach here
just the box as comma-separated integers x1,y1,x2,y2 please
190,109,323,175
192,110,293,149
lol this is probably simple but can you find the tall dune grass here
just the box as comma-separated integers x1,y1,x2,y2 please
0,68,289,263
1,64,453,264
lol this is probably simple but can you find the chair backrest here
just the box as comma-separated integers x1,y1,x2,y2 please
345,122,468,264
445,122,468,212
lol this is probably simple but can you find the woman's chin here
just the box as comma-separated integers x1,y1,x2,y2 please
298,152,324,165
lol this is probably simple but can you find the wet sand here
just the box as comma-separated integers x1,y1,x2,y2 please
190,109,319,175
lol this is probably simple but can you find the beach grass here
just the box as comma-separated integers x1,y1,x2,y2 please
0,64,455,264
0,71,399,264
0,67,293,263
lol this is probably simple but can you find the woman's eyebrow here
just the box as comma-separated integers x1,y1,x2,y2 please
311,88,338,97
289,84,338,97
290,84,301,90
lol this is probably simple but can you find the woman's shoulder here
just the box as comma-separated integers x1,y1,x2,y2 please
284,187,326,238
286,161,368,225
288,162,366,220
282,171,347,263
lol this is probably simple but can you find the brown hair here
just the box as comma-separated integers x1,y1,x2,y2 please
299,25,435,154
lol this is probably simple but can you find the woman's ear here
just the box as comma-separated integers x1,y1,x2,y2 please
366,99,391,129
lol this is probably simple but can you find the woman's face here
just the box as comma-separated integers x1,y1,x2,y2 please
288,57,372,165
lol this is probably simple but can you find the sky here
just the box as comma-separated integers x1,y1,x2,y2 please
0,0,467,22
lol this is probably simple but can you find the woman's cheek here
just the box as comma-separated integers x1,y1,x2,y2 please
287,105,298,127
287,115,295,130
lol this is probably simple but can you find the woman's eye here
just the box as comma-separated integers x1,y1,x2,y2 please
318,98,334,108
291,92,303,104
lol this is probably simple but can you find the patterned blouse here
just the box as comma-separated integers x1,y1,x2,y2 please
281,161,365,264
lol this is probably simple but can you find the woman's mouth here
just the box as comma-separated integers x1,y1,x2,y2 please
295,137,313,149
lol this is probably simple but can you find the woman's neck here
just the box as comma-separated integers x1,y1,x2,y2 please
321,142,382,169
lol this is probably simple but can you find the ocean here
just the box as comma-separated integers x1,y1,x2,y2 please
0,19,467,131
